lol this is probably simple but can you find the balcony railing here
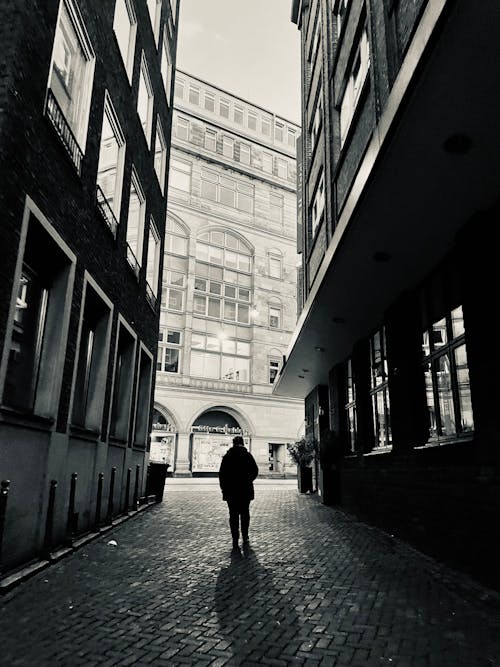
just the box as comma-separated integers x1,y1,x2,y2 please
96,186,118,238
126,244,140,279
145,281,157,309
45,89,83,174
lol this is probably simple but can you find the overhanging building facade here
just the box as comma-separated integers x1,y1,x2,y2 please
152,71,304,476
276,0,500,589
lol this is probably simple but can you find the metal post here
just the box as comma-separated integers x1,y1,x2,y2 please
43,480,57,558
66,473,78,545
106,466,116,524
0,480,11,573
95,472,104,530
124,467,131,514
133,465,140,509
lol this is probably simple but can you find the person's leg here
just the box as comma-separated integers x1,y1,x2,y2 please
240,501,250,542
227,501,239,547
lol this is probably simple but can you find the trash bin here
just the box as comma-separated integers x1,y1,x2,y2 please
146,462,169,502
298,465,313,493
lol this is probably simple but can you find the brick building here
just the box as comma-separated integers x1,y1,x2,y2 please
275,0,500,589
151,71,304,476
0,0,178,573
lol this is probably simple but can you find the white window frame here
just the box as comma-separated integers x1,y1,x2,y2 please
161,33,173,105
127,168,146,272
204,91,215,112
157,328,182,373
189,85,200,105
268,253,282,279
169,157,191,192
137,52,154,147
97,92,126,221
262,152,273,174
146,218,161,297
146,0,161,45
310,84,323,151
219,98,230,118
340,27,370,146
277,158,287,179
174,77,184,99
154,118,167,192
234,104,244,124
47,0,96,155
269,304,282,329
113,0,136,83
176,116,189,141
222,136,234,159
311,171,325,236
269,356,281,384
239,143,250,165
275,121,284,142
205,128,217,151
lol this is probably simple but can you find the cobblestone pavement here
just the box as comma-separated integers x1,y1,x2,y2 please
1,479,500,666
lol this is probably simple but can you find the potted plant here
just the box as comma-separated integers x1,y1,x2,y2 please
287,436,318,493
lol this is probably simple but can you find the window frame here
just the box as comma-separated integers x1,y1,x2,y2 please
113,0,137,82
137,52,154,147
126,168,146,274
96,91,126,223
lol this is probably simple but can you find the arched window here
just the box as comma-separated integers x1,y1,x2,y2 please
193,230,253,325
165,217,188,256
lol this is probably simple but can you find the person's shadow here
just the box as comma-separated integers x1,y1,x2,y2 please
215,546,298,664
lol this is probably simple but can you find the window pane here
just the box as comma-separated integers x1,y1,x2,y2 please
167,330,181,344
190,350,219,378
238,288,250,301
224,285,236,298
224,301,236,321
451,306,465,339
97,110,120,207
164,348,179,372
208,298,221,318
222,339,236,354
201,180,217,201
237,304,249,324
206,335,220,351
209,245,223,264
432,318,447,349
167,289,183,311
209,281,221,295
454,344,474,432
193,295,206,314
194,277,206,291
221,356,249,382
191,333,204,349
237,341,250,356
435,354,456,436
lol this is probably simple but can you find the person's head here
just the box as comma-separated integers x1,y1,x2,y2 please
232,435,244,447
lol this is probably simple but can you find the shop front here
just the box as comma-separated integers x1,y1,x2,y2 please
190,410,250,476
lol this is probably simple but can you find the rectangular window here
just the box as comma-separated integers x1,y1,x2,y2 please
200,170,254,213
146,220,160,297
174,77,184,99
204,91,215,112
176,117,189,141
277,158,287,179
269,255,282,278
219,98,230,118
113,0,136,82
270,192,283,223
263,153,273,174
205,128,217,151
169,158,191,192
247,111,257,131
275,121,284,142
310,85,323,151
96,93,125,223
369,327,392,449
239,143,250,165
422,305,474,439
126,170,145,272
311,171,325,236
133,348,153,446
340,28,370,145
269,306,281,329
222,136,234,158
154,119,167,192
190,336,250,382
269,358,281,384
161,35,172,104
72,283,112,432
189,85,200,105
345,358,357,452
288,127,297,148
163,287,184,311
146,0,161,44
47,0,96,167
261,116,271,137
137,53,154,146
109,322,135,439
234,105,244,124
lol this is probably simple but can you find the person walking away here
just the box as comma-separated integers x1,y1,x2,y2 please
219,436,259,550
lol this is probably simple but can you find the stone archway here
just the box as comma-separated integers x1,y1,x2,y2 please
150,406,178,467
190,408,249,475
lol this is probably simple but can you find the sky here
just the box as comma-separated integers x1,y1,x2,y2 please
175,0,301,124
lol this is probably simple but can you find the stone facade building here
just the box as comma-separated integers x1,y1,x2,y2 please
275,0,500,590
152,71,304,476
0,0,178,574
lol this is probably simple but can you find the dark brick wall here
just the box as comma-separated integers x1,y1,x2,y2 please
0,0,176,434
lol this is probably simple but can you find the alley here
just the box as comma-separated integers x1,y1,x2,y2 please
1,480,500,666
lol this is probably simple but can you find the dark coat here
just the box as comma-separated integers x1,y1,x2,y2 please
219,445,259,502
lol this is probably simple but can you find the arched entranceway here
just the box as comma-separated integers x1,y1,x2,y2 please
150,407,177,467
190,408,250,476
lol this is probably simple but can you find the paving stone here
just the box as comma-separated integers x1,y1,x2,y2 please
1,481,500,666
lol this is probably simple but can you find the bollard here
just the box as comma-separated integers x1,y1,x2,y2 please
0,480,11,572
106,466,116,524
43,480,57,557
124,467,131,514
94,472,104,530
133,465,140,510
66,473,78,545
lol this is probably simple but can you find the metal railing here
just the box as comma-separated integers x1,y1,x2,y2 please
45,89,83,174
145,281,157,309
96,185,119,238
126,244,140,278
